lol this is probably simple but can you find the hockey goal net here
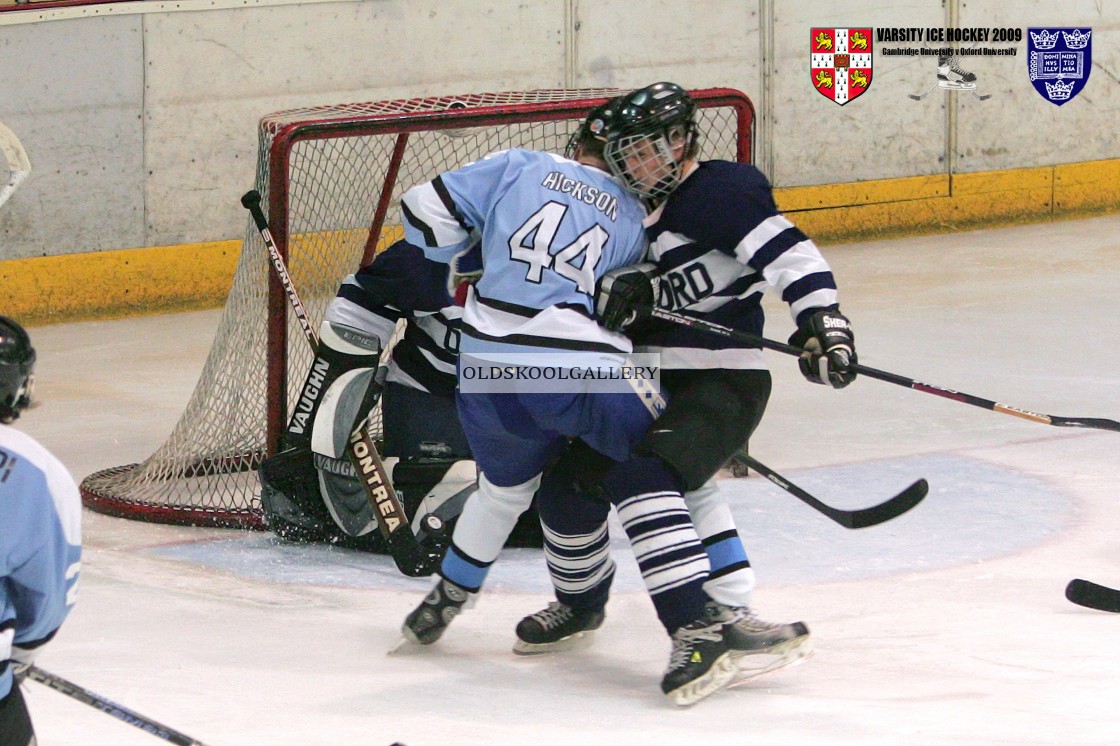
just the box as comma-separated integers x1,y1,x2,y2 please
79,87,755,529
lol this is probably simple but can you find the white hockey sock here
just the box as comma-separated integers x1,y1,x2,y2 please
450,471,540,565
685,480,756,607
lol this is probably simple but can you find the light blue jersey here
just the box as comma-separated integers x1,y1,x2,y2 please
401,149,647,361
400,150,659,595
0,425,82,700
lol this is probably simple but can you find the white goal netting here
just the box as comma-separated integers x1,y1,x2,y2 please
79,87,755,528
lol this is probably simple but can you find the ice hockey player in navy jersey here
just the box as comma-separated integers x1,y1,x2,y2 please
0,316,83,745
513,83,857,696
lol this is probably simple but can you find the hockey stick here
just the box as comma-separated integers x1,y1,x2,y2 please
732,453,928,529
26,667,208,745
242,190,441,577
908,81,938,101
1065,578,1120,613
647,308,1120,434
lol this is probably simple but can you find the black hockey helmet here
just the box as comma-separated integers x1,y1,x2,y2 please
603,82,699,200
0,315,35,423
564,96,623,160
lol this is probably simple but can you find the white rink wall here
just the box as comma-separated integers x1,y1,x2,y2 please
768,0,1117,185
0,0,1116,259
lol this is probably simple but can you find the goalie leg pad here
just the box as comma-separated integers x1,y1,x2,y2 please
260,447,387,550
394,456,543,549
260,448,336,542
309,321,382,459
314,452,390,538
393,458,477,544
284,319,381,452
639,369,772,492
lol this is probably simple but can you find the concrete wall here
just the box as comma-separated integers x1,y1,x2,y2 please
1,0,1117,262
1,14,146,255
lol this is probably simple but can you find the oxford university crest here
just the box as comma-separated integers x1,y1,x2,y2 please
1027,28,1092,106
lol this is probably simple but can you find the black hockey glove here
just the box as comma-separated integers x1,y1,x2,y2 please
789,308,857,389
595,263,658,332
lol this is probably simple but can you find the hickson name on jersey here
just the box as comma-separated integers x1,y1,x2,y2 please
634,160,840,370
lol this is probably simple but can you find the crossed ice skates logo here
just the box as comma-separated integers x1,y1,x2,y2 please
909,52,991,101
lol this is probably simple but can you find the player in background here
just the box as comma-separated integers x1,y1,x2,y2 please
257,237,543,553
0,317,83,745
512,83,856,683
398,102,743,704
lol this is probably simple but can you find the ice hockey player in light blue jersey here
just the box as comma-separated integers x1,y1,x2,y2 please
397,103,649,587
399,102,747,706
0,316,82,745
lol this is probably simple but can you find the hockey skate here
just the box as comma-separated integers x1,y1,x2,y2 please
660,619,738,706
400,577,470,645
512,602,605,655
705,602,813,685
909,54,991,101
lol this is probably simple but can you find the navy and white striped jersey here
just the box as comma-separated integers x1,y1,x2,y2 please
401,149,648,362
635,160,840,370
1,425,82,701
325,240,462,398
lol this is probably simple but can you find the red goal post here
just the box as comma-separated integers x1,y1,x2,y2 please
79,87,755,529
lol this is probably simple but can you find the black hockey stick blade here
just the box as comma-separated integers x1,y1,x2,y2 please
1065,579,1120,613
737,453,928,529
909,81,938,100
387,530,445,577
840,477,928,529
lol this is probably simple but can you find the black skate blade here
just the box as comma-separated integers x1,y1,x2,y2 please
1066,579,1120,613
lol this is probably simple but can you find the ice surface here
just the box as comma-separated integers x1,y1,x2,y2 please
13,215,1120,745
